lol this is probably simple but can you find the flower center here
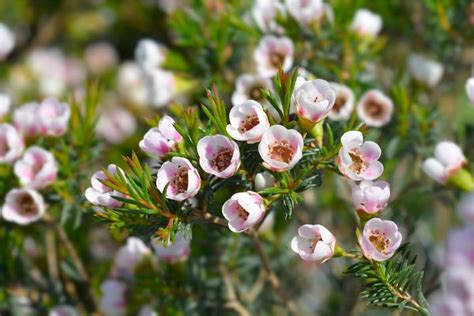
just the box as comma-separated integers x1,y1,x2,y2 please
268,140,294,163
249,85,264,101
211,147,233,172
237,205,249,221
0,137,8,156
16,193,39,216
308,236,322,252
368,230,389,253
238,115,260,133
349,150,367,174
171,167,189,194
364,100,384,118
270,53,285,68
333,95,347,113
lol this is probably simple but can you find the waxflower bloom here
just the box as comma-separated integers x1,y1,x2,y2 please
139,115,182,159
294,79,336,125
254,35,294,77
156,157,201,201
290,224,336,263
0,123,24,164
99,280,127,316
222,191,265,233
337,131,384,181
152,233,190,263
226,100,270,143
144,69,177,108
328,83,354,121
356,90,393,127
117,62,148,106
0,23,15,60
258,125,303,172
1,189,45,225
135,38,166,70
466,77,474,106
352,180,390,214
252,0,285,34
358,218,402,262
13,102,40,136
232,73,273,107
422,141,467,184
85,164,125,208
114,237,151,274
458,193,474,224
285,0,324,26
197,135,240,178
14,146,58,189
350,9,382,38
37,98,71,137
96,106,137,144
0,93,11,119
408,54,444,88
254,171,275,191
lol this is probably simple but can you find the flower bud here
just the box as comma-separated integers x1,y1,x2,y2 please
290,224,336,263
222,191,265,233
156,157,201,201
254,171,275,191
197,135,241,178
422,141,468,185
0,123,24,164
356,90,393,127
1,188,45,225
254,35,294,77
14,146,58,189
352,180,390,215
226,100,270,143
350,9,382,38
85,164,125,208
152,233,190,263
358,218,402,261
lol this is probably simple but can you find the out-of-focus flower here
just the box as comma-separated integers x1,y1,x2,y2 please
352,180,390,215
139,116,182,159
197,135,241,178
428,293,466,316
1,188,45,225
0,93,11,119
152,233,190,263
227,100,270,143
457,193,474,225
254,171,275,191
156,0,183,13
356,90,393,127
328,83,354,121
85,164,125,208
137,305,158,316
294,79,336,126
254,35,294,77
290,224,336,263
37,98,71,137
114,237,151,274
358,218,402,261
466,77,474,106
445,227,474,267
14,146,58,189
117,62,148,106
422,141,467,184
0,23,15,60
0,123,24,164
49,305,79,316
285,0,324,26
156,157,201,201
135,39,166,70
85,42,118,75
144,69,176,108
258,125,303,172
337,131,384,181
443,267,474,310
222,191,265,233
99,279,127,316
13,102,40,136
252,0,286,34
96,106,137,144
350,9,382,38
232,73,273,107
408,54,444,88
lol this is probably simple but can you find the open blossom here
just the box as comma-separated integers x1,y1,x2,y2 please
13,102,40,136
0,124,24,164
49,305,79,316
152,233,190,263
356,90,393,127
458,193,474,224
422,141,467,184
408,54,444,88
285,0,324,25
85,164,125,208
294,79,336,124
1,189,45,225
99,280,127,316
37,98,71,137
0,23,15,60
96,106,137,144
14,146,58,189
135,39,166,70
466,77,474,106
337,131,384,181
114,237,151,274
139,116,182,159
350,9,382,38
0,94,11,118
252,0,285,34
291,224,336,263
254,35,294,77
226,100,270,143
232,74,272,107
143,69,176,108
258,125,303,172
352,180,390,214
254,171,275,191
222,191,265,233
84,42,118,75
328,83,354,121
156,157,201,201
197,135,240,178
358,218,402,261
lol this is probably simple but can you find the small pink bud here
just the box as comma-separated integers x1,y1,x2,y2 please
351,9,382,38
356,90,393,127
156,157,201,201
99,279,127,316
14,146,58,189
1,188,45,225
197,135,241,178
358,218,402,262
226,100,270,143
352,180,390,214
13,102,40,136
254,171,275,191
294,79,336,124
290,224,336,263
114,237,151,275
85,164,125,208
0,123,24,164
254,35,294,78
139,116,182,159
222,191,265,233
328,83,354,121
422,141,467,184
37,98,71,137
152,233,190,263
466,77,474,106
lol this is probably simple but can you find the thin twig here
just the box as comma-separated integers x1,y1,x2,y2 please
219,263,251,316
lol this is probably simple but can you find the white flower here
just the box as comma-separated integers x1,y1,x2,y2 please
0,93,11,118
351,9,382,38
285,0,324,25
328,83,354,121
99,280,127,316
143,69,176,108
252,0,286,34
0,123,24,164
226,100,270,143
1,188,45,225
114,237,151,274
422,141,467,184
466,77,474,106
408,54,444,87
254,35,294,77
254,171,275,191
117,62,148,106
356,90,393,127
135,39,166,70
0,23,15,60
294,79,336,124
152,233,190,263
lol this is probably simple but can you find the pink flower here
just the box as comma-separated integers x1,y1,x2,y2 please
135,39,166,70
351,9,382,38
252,0,286,34
337,131,384,181
14,146,58,189
466,77,474,106
84,42,118,75
49,305,79,316
0,23,15,60
197,135,240,178
114,237,151,275
352,180,390,214
0,93,11,119
285,0,324,25
445,227,474,267
458,193,474,225
422,141,467,184
254,35,294,78
139,116,182,159
99,279,127,316
152,233,190,263
328,83,354,121
358,218,402,262
13,102,40,136
96,106,137,144
258,125,303,172
356,90,393,127
294,79,336,124
1,188,45,225
156,157,201,201
85,164,125,208
0,123,24,164
290,224,336,263
37,98,71,137
226,100,270,143
222,191,265,233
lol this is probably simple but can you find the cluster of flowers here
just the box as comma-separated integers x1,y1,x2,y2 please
0,96,69,225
